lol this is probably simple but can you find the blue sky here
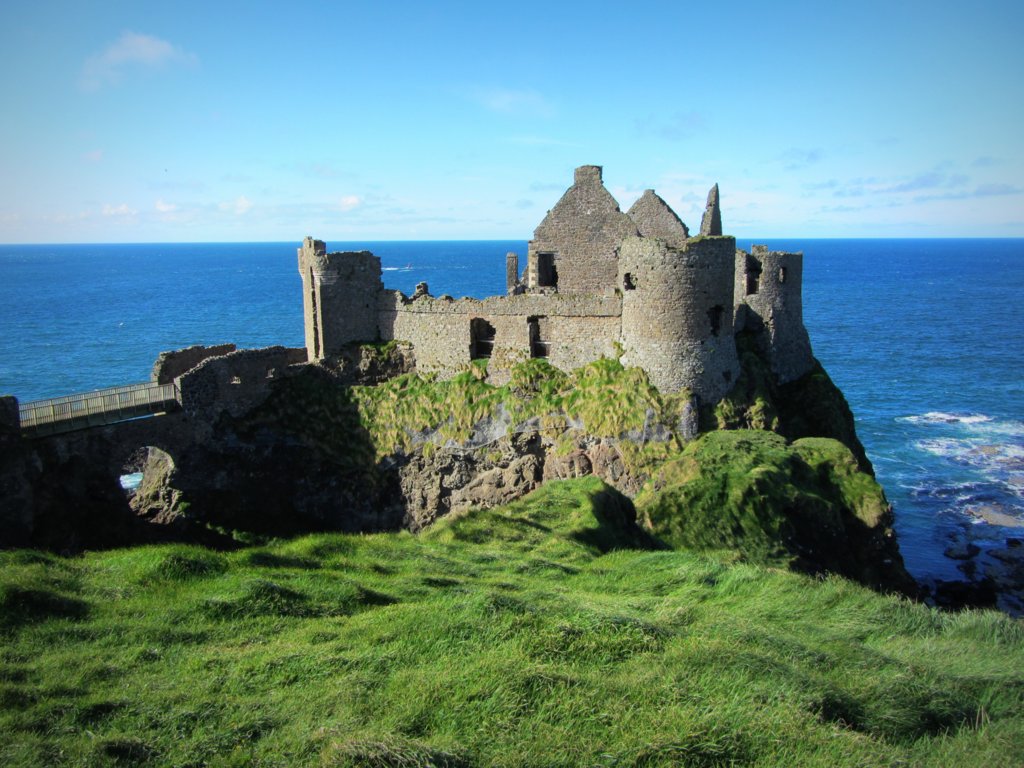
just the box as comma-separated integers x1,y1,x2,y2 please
1,0,1022,242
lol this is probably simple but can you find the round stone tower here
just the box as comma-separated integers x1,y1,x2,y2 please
734,245,813,383
618,235,740,402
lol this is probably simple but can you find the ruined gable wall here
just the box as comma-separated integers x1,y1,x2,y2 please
529,166,638,295
627,190,689,247
734,246,813,383
377,291,621,380
619,236,740,401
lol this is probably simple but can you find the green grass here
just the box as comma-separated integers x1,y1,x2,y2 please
2,477,1022,766
350,357,690,471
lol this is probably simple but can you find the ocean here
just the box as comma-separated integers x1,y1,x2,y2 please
1,238,1022,593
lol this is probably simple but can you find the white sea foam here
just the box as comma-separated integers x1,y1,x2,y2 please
119,472,142,491
899,411,993,425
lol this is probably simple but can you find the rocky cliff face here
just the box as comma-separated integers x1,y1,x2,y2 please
0,343,915,595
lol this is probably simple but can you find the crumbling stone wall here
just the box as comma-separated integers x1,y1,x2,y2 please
627,189,689,246
734,246,813,383
178,346,307,418
298,165,815,403
151,343,238,385
527,165,638,295
378,291,621,383
619,236,740,401
297,237,382,359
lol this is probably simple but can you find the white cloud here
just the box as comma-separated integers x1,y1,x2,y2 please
80,31,198,91
219,195,253,215
338,195,361,211
83,149,104,163
155,199,177,213
102,203,137,217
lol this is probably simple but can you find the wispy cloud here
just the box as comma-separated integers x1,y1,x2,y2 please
218,195,253,215
83,149,104,163
338,195,361,212
154,199,177,213
80,31,198,91
779,148,822,171
805,169,983,200
471,87,553,117
914,183,1023,202
102,203,136,217
634,111,706,141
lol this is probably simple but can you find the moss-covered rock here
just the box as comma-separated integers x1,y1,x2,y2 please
711,332,873,473
636,430,914,593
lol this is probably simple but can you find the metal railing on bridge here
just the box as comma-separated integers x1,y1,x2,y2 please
18,381,181,438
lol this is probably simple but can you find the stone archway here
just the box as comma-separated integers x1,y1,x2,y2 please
119,445,184,524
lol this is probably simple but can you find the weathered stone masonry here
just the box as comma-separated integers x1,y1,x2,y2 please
298,165,814,403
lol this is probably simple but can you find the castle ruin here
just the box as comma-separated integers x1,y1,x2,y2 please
298,165,812,404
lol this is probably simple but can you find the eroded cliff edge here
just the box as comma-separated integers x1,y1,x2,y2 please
1,339,913,596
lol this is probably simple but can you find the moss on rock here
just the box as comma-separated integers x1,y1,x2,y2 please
710,332,873,473
636,430,914,593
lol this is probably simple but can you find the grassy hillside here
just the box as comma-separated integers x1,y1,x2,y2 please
2,477,1022,767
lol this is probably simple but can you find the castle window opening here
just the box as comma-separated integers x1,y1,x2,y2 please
778,267,787,283
528,316,550,358
470,318,496,360
745,257,762,295
537,253,558,288
708,305,724,336
623,272,636,290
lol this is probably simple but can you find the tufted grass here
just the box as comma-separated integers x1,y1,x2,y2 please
1,477,1023,766
351,358,692,481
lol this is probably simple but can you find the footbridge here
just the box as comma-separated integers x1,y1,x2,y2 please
17,382,181,438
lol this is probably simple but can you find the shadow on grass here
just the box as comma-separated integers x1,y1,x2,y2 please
0,585,90,630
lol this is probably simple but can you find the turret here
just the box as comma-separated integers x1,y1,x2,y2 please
734,245,813,382
297,237,383,360
619,235,740,401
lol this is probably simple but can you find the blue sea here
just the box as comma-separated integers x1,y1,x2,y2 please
1,239,1022,594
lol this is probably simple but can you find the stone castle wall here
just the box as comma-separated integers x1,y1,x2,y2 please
627,190,689,246
151,344,237,385
619,236,740,400
298,238,382,358
297,165,813,403
378,291,621,382
178,346,307,418
735,246,813,383
528,166,638,295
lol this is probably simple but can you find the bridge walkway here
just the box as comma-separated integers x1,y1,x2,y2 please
18,382,181,438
